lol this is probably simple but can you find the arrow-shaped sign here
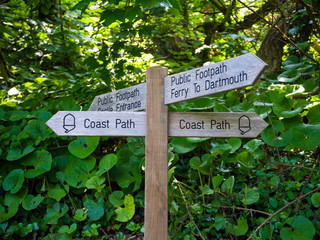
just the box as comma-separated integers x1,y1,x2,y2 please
88,83,146,112
46,111,146,136
46,111,268,138
164,53,267,104
169,112,268,138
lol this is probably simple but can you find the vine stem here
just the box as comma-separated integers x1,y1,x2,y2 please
177,183,206,240
247,186,320,240
210,205,271,216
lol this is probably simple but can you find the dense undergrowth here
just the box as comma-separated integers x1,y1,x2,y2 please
1,0,320,239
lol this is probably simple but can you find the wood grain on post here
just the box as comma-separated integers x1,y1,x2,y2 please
145,66,168,240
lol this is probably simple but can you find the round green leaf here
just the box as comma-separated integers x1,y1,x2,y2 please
65,156,96,188
277,69,301,83
273,95,307,118
115,194,135,222
189,97,215,110
6,145,35,161
3,169,24,194
311,192,320,208
74,209,87,221
58,223,77,234
261,126,293,148
22,150,52,178
48,187,66,201
96,153,118,176
280,215,315,240
221,176,234,194
109,191,124,207
22,194,44,211
85,176,105,190
68,136,99,159
241,189,260,205
127,137,145,156
289,124,320,150
171,137,198,154
84,198,104,221
228,138,241,153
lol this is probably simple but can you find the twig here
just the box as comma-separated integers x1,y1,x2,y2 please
177,183,206,240
265,161,320,173
237,0,320,67
210,205,271,216
257,87,281,161
247,186,320,240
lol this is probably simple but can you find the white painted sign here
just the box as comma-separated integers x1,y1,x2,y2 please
169,112,268,138
46,111,145,136
164,53,267,104
88,83,146,112
47,111,268,138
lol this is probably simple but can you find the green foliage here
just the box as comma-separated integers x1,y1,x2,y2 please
0,0,320,239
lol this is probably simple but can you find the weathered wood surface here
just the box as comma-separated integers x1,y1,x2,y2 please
144,66,168,240
46,111,145,136
164,53,267,104
88,83,146,111
46,111,268,138
169,112,268,138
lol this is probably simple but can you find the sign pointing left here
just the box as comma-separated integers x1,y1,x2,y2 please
46,111,146,136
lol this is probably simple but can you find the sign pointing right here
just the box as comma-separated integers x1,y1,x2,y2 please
169,112,268,138
164,53,267,104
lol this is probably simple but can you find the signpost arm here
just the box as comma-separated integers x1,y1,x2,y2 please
145,66,168,240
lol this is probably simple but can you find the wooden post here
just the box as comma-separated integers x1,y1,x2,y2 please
145,66,168,240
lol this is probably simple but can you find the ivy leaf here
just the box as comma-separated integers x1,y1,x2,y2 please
21,150,52,178
109,191,124,207
241,189,260,205
212,175,223,190
226,217,248,236
228,138,241,153
311,192,320,208
170,137,198,154
237,152,254,168
85,176,105,190
277,69,301,83
22,120,51,145
84,198,104,221
22,194,44,211
96,153,118,176
68,136,99,159
65,156,96,188
6,145,34,161
48,186,66,202
243,139,261,152
1,187,28,221
115,194,135,222
221,176,234,194
2,169,24,194
127,137,145,157
74,209,87,221
280,216,315,240
289,124,320,150
58,223,77,234
273,95,307,118
261,125,293,148
44,203,69,224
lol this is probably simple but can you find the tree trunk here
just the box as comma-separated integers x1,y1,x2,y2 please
0,49,10,85
257,21,286,73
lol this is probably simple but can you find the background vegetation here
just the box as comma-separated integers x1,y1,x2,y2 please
1,0,320,239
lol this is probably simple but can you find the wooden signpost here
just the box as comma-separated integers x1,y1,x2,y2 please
46,53,268,240
47,111,267,138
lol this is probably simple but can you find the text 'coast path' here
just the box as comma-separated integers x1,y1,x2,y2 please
46,111,268,138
